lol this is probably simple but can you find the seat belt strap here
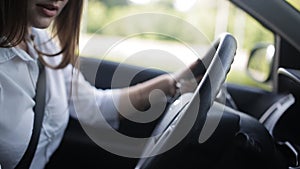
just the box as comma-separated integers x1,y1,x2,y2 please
15,60,46,169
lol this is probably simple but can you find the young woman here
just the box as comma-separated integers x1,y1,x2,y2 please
0,0,201,168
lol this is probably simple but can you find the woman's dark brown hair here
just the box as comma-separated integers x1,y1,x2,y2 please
0,0,84,69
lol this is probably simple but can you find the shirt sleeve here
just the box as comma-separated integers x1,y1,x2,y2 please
63,64,121,129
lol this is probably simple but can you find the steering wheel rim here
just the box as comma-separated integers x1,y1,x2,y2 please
135,33,237,169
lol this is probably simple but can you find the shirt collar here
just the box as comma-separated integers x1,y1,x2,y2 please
0,40,38,64
0,47,16,63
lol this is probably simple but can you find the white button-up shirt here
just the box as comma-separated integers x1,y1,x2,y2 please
0,28,120,169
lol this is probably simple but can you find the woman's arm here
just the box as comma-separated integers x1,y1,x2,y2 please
117,59,202,118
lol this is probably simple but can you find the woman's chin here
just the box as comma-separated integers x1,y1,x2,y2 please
30,19,53,29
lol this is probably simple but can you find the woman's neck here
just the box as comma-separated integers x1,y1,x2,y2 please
16,27,32,53
17,40,28,52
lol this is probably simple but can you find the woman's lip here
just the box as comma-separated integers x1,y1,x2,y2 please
37,4,59,10
36,4,59,17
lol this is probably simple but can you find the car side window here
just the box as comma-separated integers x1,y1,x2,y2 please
80,0,274,91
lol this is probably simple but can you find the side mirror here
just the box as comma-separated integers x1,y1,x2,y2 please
247,43,275,82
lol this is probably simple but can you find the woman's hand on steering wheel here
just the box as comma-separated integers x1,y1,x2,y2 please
171,59,204,96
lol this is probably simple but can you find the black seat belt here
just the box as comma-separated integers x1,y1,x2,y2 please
15,60,46,169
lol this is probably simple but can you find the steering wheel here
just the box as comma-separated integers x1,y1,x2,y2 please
135,33,237,169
